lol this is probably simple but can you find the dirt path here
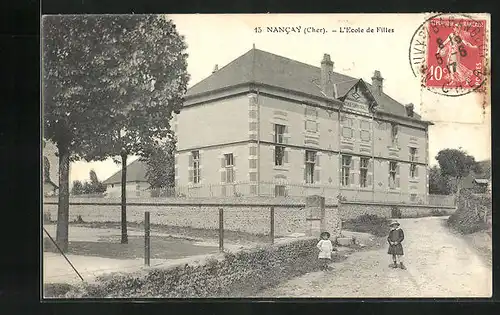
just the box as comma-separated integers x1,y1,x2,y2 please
256,217,492,298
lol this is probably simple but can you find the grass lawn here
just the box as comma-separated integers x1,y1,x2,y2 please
69,221,271,244
44,235,219,260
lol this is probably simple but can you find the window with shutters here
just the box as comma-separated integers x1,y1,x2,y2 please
391,123,398,146
389,161,397,188
275,146,285,166
305,150,316,184
224,153,234,183
409,147,418,178
274,124,286,166
360,157,369,188
341,155,352,186
274,124,286,143
275,185,286,197
341,116,354,139
410,164,417,178
192,151,200,184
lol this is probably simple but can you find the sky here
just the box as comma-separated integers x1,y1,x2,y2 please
66,13,491,183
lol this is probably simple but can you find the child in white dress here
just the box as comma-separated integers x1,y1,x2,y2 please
317,231,336,271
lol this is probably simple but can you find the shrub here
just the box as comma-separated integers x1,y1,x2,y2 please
44,283,76,298
448,190,491,234
448,210,488,234
73,215,85,224
150,189,160,197
343,214,390,237
48,238,325,298
391,206,402,219
430,209,448,216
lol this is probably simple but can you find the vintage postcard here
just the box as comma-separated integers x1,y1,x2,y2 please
42,13,491,299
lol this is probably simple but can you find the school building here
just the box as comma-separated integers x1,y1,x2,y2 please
173,47,432,203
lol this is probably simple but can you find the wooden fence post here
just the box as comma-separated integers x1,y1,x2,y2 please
144,211,150,266
270,206,275,244
219,208,224,252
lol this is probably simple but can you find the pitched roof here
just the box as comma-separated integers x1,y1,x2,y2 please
186,48,421,120
461,172,490,188
102,159,149,185
474,178,489,185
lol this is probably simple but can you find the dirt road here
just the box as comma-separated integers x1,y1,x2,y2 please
256,216,492,298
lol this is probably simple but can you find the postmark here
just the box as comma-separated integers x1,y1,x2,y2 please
409,13,489,97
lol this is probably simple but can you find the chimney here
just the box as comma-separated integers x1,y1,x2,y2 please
212,64,218,74
405,103,415,117
321,54,335,98
371,70,384,96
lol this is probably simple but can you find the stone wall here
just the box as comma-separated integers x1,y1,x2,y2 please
43,197,340,237
338,201,456,220
43,196,451,237
50,237,325,298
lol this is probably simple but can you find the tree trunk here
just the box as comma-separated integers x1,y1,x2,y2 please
56,145,70,252
121,152,128,244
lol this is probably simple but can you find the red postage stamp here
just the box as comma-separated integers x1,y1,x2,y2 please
424,16,487,93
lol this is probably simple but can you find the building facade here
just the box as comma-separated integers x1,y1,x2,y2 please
174,48,432,203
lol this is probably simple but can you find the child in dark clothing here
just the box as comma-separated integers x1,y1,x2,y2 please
387,220,406,269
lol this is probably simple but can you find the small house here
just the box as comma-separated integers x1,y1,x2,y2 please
461,173,490,194
102,159,150,198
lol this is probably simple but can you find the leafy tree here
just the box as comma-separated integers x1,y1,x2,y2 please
44,15,188,249
435,149,482,197
82,182,94,194
89,169,107,193
71,180,84,195
43,16,149,251
142,136,176,195
79,15,189,243
429,166,453,195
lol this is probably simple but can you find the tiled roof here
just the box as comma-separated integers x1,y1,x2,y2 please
186,48,421,120
474,178,489,185
102,159,149,185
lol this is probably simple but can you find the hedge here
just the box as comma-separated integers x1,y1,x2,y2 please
342,214,390,237
448,191,490,234
46,237,345,298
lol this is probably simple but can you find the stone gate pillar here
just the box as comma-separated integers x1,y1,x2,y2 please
305,195,325,237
